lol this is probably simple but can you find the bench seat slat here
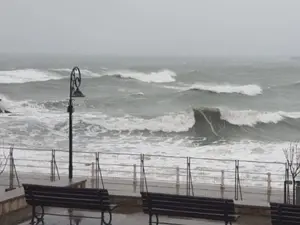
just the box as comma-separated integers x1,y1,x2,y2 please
272,219,300,225
142,205,229,215
271,215,300,221
143,207,235,216
271,214,300,220
144,209,236,221
26,200,110,210
271,217,300,223
271,207,300,214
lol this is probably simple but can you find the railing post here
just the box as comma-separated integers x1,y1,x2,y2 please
95,153,99,189
220,170,225,198
50,159,53,182
186,157,189,196
133,164,137,192
91,162,95,188
50,150,54,182
140,154,144,192
176,166,180,194
284,163,290,204
234,160,242,200
9,147,14,190
50,160,54,182
267,172,272,202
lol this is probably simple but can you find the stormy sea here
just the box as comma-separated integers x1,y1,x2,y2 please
0,54,299,165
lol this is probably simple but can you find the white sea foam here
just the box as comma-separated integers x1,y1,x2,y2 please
79,108,300,133
218,109,300,126
51,68,72,72
52,68,177,83
82,110,194,133
219,109,282,126
80,69,102,77
164,82,262,96
105,69,177,83
51,68,101,77
191,83,262,96
0,69,62,84
2,94,300,131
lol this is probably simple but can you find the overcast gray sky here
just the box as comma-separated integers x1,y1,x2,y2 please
0,0,300,56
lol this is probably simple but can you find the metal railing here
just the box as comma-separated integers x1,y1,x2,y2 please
0,144,290,204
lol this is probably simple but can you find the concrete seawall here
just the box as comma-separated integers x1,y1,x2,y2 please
0,171,283,206
108,191,272,217
87,176,282,217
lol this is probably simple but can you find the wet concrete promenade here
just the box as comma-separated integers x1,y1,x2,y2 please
18,209,271,225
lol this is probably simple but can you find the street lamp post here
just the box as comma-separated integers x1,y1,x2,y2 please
67,66,85,180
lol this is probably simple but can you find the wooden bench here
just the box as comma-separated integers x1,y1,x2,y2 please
23,183,116,225
270,202,300,225
141,192,238,225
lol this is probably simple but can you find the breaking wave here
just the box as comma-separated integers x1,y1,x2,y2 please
191,107,300,139
0,68,177,84
49,68,103,78
0,69,62,84
164,82,262,96
52,68,177,83
79,107,300,140
189,83,262,96
81,111,194,133
2,93,300,141
105,69,177,83
68,107,300,139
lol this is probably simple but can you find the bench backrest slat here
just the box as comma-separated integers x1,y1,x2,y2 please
23,184,108,194
23,184,110,210
141,192,235,216
25,190,109,201
270,202,300,225
143,192,231,202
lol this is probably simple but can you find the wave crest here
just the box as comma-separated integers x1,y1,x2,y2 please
193,107,300,126
106,69,176,83
52,68,177,83
190,83,262,96
191,107,300,139
82,110,193,133
164,82,262,96
3,92,300,141
0,69,62,84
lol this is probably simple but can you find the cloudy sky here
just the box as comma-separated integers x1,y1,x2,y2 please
0,0,300,56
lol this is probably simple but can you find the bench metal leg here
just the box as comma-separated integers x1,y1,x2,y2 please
148,213,151,225
30,206,35,225
148,213,158,225
100,210,112,225
30,205,45,225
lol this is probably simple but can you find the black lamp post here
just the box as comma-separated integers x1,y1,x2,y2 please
67,66,85,180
